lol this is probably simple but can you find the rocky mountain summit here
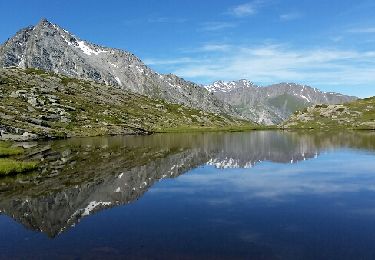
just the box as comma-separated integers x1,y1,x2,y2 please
204,80,357,125
282,96,375,129
0,19,236,116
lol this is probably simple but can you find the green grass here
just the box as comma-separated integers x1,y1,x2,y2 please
60,77,84,86
0,147,24,157
0,142,24,157
0,158,38,176
0,141,12,148
282,96,375,130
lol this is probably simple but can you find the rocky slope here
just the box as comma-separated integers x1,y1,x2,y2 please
0,19,237,116
204,80,357,125
282,96,375,129
0,68,253,140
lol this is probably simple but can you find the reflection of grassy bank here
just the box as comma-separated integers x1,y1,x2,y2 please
0,159,38,176
0,141,38,176
156,125,276,133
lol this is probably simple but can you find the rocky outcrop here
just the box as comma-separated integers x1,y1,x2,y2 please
282,97,375,129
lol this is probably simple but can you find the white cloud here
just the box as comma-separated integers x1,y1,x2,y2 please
143,57,201,66
148,17,170,23
330,36,344,42
347,27,375,33
199,22,237,31
279,12,302,21
146,44,375,96
228,1,265,17
199,44,231,52
153,153,375,200
147,17,187,23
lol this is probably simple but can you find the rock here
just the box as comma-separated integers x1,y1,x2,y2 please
60,116,71,123
41,114,60,121
360,122,375,129
28,118,43,125
28,97,38,106
1,132,38,141
22,132,38,139
28,106,36,112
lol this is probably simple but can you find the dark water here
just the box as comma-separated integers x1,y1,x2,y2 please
1,131,375,259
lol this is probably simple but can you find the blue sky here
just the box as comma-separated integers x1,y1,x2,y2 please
0,0,375,97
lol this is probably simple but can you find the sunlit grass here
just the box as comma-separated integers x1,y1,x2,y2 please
0,146,24,157
0,158,38,176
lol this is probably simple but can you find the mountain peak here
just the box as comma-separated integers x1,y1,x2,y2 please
32,18,65,37
39,17,50,24
35,18,54,28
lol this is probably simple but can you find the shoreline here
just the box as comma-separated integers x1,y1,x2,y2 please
2,125,375,142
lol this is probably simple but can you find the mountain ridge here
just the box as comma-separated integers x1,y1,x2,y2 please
204,80,357,125
0,18,239,117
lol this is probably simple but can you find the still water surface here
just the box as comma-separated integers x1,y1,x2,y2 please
1,131,375,259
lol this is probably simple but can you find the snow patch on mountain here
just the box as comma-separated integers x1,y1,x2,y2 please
204,80,256,93
76,40,107,56
82,201,112,216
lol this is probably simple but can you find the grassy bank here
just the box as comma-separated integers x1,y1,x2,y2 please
0,141,38,176
0,158,38,176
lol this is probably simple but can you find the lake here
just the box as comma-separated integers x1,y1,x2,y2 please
1,131,375,259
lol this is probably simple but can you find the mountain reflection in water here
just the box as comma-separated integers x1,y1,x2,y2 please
0,131,375,238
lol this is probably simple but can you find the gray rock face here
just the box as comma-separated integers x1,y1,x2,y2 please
0,19,237,116
204,80,357,125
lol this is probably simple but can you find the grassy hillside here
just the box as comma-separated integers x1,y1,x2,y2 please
0,68,255,140
282,96,375,130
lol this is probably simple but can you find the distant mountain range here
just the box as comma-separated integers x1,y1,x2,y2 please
0,19,357,127
204,80,357,124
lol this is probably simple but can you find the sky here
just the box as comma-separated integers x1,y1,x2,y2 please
0,0,375,97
